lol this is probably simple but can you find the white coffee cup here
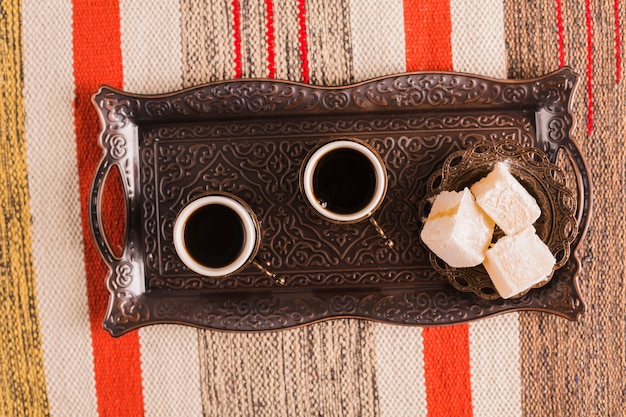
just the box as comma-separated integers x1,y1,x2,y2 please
300,138,393,247
173,193,260,277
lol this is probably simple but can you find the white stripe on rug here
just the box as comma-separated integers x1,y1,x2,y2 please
375,325,428,417
348,0,406,82
450,1,521,416
349,1,428,415
22,1,98,416
120,1,186,94
119,2,203,416
450,0,507,78
469,314,522,417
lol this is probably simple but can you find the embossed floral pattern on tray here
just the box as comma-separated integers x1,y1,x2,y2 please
90,68,591,336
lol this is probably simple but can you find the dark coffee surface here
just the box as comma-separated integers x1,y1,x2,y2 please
312,148,376,215
183,204,244,268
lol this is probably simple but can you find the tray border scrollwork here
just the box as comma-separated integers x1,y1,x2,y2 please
90,67,591,336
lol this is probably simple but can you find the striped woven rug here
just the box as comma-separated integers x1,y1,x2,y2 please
2,0,624,415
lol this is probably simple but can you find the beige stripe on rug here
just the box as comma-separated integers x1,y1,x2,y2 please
273,0,306,81
558,0,591,127
22,1,98,415
239,0,270,77
181,0,237,86
305,0,354,85
503,0,558,80
504,0,626,415
119,2,204,416
181,2,380,416
199,320,379,417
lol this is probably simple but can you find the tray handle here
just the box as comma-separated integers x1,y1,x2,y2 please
90,142,148,336
559,141,593,248
89,155,131,265
89,86,139,268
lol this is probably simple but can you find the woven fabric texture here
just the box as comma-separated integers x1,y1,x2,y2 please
0,1,49,415
505,0,626,415
2,0,624,416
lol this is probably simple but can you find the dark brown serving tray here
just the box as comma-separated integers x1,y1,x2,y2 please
91,68,591,337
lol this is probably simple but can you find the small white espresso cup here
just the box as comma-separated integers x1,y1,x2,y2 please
173,193,260,277
301,138,387,223
300,138,393,247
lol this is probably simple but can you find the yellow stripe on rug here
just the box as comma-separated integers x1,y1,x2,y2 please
22,0,98,413
0,0,49,415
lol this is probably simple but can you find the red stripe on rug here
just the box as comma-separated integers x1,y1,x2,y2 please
402,0,452,71
297,0,309,83
232,0,243,78
585,0,594,135
265,0,276,78
422,326,473,417
613,0,622,84
71,1,145,416
555,0,565,67
402,1,473,415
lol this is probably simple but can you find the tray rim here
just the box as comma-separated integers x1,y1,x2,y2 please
90,67,592,337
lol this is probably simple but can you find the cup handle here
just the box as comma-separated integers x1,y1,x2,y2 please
252,258,286,285
369,216,394,248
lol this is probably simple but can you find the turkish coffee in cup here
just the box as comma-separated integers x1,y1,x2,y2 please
173,193,260,277
301,138,387,223
300,138,393,247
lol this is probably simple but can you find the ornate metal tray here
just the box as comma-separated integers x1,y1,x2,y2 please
90,67,591,336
